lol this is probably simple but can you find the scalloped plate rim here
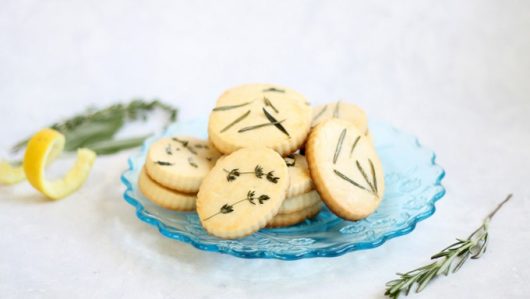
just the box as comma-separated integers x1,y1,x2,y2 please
120,119,446,260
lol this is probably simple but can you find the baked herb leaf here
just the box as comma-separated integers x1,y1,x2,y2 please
312,105,328,123
263,97,279,113
333,128,347,164
203,190,272,221
262,108,290,137
212,101,252,111
262,87,285,93
220,110,251,133
266,171,279,184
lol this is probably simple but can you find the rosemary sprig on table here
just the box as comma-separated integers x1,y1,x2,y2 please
385,194,513,299
11,99,177,155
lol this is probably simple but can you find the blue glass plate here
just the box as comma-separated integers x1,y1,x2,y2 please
121,118,445,260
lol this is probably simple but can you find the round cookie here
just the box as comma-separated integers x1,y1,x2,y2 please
306,119,385,221
138,167,196,211
197,147,289,239
312,101,369,135
284,153,313,198
267,202,322,228
145,136,221,193
208,84,312,155
277,190,321,215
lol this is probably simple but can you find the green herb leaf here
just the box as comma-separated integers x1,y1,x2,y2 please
333,128,347,164
263,97,279,113
333,169,370,192
220,110,251,133
333,101,341,118
87,135,150,155
349,135,361,158
10,99,178,155
262,108,290,137
356,160,376,193
212,101,252,111
237,119,286,133
262,87,285,93
312,105,328,123
384,194,513,298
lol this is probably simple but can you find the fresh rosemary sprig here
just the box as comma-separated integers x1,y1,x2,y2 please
385,194,513,299
11,99,177,155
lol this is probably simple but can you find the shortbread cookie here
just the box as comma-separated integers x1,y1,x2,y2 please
138,167,196,211
306,119,385,221
312,101,369,135
197,147,289,239
208,84,312,155
267,201,322,228
277,190,321,215
284,153,313,198
145,136,221,193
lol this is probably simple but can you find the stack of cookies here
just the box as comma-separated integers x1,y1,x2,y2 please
138,83,385,239
138,137,221,211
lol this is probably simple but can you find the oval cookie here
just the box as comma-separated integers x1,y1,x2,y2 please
208,84,312,155
284,153,313,198
312,101,369,135
267,201,322,228
306,119,385,221
138,167,196,211
197,147,289,239
277,190,321,215
145,136,221,193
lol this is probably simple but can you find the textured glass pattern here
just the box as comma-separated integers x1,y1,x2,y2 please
121,118,445,260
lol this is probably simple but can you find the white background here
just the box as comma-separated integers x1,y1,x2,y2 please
1,1,529,298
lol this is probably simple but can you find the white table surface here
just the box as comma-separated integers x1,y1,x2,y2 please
1,1,529,298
